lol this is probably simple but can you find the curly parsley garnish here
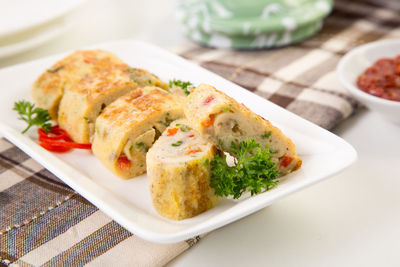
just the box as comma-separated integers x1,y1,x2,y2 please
169,79,192,95
13,100,52,134
210,139,279,199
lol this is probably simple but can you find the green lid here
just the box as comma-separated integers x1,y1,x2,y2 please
182,18,323,49
177,0,332,36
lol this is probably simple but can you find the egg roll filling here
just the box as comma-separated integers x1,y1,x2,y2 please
116,109,180,172
85,101,121,143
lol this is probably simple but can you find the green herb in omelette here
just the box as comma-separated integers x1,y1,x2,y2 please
169,79,192,95
136,142,145,147
176,123,191,132
158,120,171,127
47,65,64,73
210,139,279,199
221,104,232,113
261,131,272,139
171,140,183,147
136,142,149,152
13,100,52,134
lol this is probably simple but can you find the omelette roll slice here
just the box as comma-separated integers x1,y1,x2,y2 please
58,63,167,144
146,119,218,220
184,84,302,176
32,50,130,120
92,87,183,179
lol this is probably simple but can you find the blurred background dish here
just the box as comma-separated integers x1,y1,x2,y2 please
0,0,86,58
0,16,76,58
0,0,85,38
338,39,400,125
176,0,333,49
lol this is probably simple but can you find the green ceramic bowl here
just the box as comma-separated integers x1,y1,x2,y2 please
182,18,323,49
177,0,332,36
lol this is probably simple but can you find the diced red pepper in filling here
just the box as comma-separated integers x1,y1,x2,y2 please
201,114,215,128
118,155,131,170
280,156,293,167
186,149,201,154
188,134,195,138
166,127,178,136
203,95,215,105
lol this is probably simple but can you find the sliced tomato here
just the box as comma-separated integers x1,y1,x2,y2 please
39,140,72,153
38,125,91,152
39,138,91,150
38,125,69,140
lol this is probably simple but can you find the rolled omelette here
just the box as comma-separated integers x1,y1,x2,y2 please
32,50,130,120
57,56,168,144
92,86,183,179
146,119,218,220
184,83,302,176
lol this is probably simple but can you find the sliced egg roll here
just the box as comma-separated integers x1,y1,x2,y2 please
32,50,129,120
57,62,167,144
92,87,183,179
146,119,218,220
184,83,302,176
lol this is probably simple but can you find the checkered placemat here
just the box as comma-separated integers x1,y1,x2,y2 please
1,0,400,266
0,139,202,267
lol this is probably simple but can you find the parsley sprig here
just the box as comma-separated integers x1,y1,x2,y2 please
169,79,193,95
210,139,279,199
13,100,52,133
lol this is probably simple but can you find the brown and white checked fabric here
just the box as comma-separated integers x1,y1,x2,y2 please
0,138,202,267
1,0,400,266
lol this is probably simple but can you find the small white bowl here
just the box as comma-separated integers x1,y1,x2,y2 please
337,39,400,125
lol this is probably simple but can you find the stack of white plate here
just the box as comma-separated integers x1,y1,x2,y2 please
0,0,86,58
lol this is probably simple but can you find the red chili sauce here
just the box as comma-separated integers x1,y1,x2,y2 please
357,55,400,102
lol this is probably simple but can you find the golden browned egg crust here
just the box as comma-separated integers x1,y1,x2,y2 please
184,84,302,176
32,50,126,120
56,52,167,144
33,49,168,144
92,87,183,179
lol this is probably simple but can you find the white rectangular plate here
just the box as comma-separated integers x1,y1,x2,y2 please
0,40,357,243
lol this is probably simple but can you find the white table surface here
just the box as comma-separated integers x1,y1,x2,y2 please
1,1,400,266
